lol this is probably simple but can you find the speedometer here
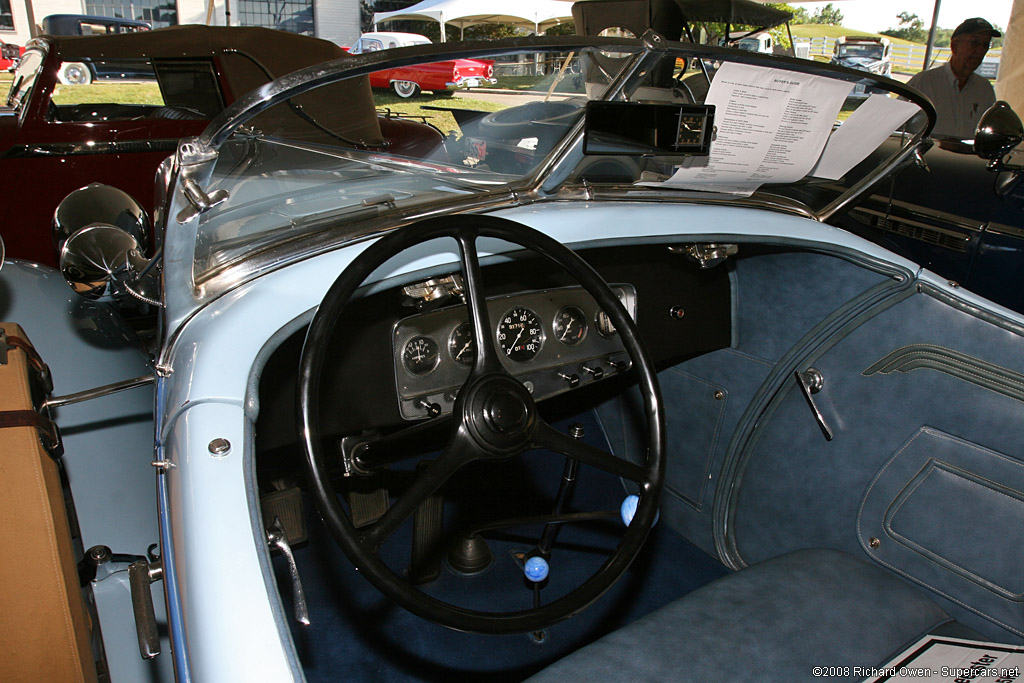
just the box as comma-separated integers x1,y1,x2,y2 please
497,307,544,362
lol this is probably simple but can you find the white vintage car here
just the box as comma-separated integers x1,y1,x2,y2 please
5,29,1024,683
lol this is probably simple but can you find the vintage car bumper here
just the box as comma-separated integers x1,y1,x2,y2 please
445,76,497,89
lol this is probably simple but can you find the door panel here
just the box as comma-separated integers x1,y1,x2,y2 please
726,288,1024,642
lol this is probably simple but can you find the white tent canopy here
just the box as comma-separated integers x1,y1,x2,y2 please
372,0,574,41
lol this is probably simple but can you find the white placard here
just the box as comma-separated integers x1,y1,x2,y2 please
657,63,852,195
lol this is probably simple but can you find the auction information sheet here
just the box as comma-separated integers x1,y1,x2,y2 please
661,62,852,194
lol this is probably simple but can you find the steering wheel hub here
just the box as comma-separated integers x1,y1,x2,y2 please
463,374,536,453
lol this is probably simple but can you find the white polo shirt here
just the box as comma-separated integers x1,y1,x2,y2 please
906,61,995,139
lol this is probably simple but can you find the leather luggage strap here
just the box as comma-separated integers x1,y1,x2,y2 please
0,329,53,393
0,409,61,453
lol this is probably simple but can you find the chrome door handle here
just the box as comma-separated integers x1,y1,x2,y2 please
795,367,833,441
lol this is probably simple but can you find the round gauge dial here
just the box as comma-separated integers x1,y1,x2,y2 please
595,309,617,338
553,306,587,346
497,307,544,362
402,335,439,376
448,322,475,366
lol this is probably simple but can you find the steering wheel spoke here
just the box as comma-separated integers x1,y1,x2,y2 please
532,420,647,483
349,414,454,473
455,230,503,375
359,435,475,550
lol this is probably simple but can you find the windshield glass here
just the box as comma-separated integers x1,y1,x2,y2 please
5,46,45,109
188,39,930,282
838,44,884,59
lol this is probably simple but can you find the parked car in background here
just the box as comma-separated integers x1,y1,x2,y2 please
724,30,774,53
830,125,1024,314
350,31,495,98
0,25,445,267
1,38,24,71
831,35,892,76
11,30,1024,683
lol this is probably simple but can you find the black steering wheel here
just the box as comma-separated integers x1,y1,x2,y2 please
297,214,665,634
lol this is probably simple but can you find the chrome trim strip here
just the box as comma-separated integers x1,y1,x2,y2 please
0,138,179,159
154,376,191,682
986,221,1024,239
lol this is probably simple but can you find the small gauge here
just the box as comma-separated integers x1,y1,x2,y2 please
595,309,617,338
553,306,587,346
497,307,544,362
402,336,439,376
448,322,475,366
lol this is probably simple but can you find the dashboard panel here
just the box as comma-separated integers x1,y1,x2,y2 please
255,243,732,458
393,285,636,420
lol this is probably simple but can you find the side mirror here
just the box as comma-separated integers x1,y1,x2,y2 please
59,225,158,303
53,183,150,255
53,185,159,305
975,101,1024,163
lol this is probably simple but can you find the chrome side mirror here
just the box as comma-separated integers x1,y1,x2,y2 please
53,185,159,305
59,225,159,304
53,183,150,255
975,101,1024,165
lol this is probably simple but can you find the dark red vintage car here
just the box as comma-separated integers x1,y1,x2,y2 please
0,25,445,267
350,32,495,98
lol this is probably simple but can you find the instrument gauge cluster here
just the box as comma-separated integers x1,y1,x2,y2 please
392,285,636,420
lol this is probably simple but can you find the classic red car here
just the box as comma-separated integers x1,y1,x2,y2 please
0,26,446,267
351,32,496,98
1,39,23,71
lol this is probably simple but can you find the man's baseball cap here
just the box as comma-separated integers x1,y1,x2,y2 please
952,17,1001,39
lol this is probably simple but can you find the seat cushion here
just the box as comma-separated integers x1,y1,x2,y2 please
528,548,953,682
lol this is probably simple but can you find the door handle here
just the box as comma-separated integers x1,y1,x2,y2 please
795,367,834,441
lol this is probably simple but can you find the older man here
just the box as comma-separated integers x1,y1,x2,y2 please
907,17,1000,139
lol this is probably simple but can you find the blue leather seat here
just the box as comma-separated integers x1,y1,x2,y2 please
529,548,974,682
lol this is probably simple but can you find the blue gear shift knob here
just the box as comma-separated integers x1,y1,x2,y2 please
524,556,549,582
620,494,659,526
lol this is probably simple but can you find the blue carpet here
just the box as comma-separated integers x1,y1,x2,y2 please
274,412,728,682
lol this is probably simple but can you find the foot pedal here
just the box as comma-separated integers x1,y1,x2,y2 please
409,461,444,584
261,487,307,545
348,485,389,529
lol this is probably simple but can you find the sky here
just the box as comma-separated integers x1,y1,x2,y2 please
795,0,1014,35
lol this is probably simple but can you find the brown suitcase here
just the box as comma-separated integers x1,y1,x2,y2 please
0,323,98,682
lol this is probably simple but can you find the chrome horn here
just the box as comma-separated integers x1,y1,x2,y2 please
53,184,160,305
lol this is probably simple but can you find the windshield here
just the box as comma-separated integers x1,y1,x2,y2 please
838,44,884,60
183,39,930,283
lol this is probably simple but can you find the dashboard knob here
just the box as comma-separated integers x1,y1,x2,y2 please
556,372,580,388
416,399,442,417
582,365,604,380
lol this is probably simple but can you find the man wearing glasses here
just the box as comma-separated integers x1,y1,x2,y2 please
907,17,1000,139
